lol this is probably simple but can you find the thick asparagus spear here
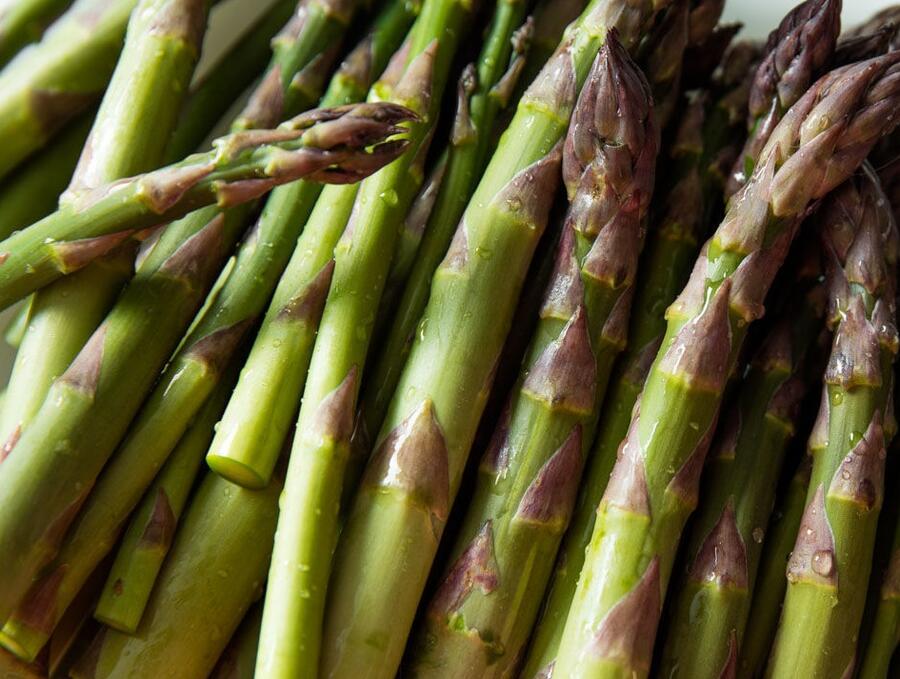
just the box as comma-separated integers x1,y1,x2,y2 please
326,0,534,489
657,252,826,679
766,166,898,678
725,0,841,198
92,367,240,633
0,0,72,65
0,0,138,180
859,512,900,679
520,41,757,678
210,605,263,679
320,1,674,675
68,473,281,679
552,52,900,679
255,1,474,674
405,34,658,678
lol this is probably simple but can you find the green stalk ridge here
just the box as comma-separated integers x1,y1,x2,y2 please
68,473,281,679
405,33,658,678
255,0,474,674
552,52,900,679
0,6,395,658
657,252,827,679
206,0,421,489
520,39,759,678
766,165,899,679
320,1,675,676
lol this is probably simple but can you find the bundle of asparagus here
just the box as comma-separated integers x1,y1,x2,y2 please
1,0,900,677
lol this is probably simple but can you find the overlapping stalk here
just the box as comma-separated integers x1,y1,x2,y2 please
658,252,826,678
520,41,756,678
725,0,841,197
254,1,474,674
766,166,899,678
210,605,263,679
0,20,397,660
0,0,138,180
0,0,72,65
859,512,900,679
405,35,658,678
552,52,900,679
320,2,674,676
68,473,281,679
347,0,534,476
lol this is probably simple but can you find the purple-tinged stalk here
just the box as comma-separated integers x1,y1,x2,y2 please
405,35,658,678
766,165,898,678
553,52,900,679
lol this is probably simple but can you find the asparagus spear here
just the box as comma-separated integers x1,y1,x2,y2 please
0,103,408,662
637,0,687,131
766,166,898,678
92,366,241,633
210,605,263,679
255,0,474,674
859,512,900,679
0,0,138,180
321,1,674,674
405,34,658,678
725,0,841,198
552,52,900,679
0,0,72,64
737,456,812,678
657,251,826,679
68,472,281,679
2,299,30,349
327,0,534,490
520,42,757,678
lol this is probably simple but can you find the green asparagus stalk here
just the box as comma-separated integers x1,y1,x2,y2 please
93,366,241,633
737,456,811,678
210,605,263,679
68,472,281,679
520,41,758,678
0,0,138,180
0,0,72,64
405,34,658,678
321,1,674,675
255,1,474,674
552,52,900,679
2,299,30,349
725,0,841,198
766,166,898,678
859,511,900,679
0,0,211,472
340,0,534,484
657,252,826,679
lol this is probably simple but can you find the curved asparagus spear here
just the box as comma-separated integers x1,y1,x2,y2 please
553,52,900,679
0,0,138,180
255,1,474,674
657,252,826,679
766,166,898,679
859,512,900,679
725,0,841,198
320,1,674,675
520,41,758,679
68,473,281,679
340,0,534,486
405,34,658,679
0,0,72,65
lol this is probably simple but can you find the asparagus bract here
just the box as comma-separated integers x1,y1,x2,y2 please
405,34,658,678
254,0,473,673
553,52,900,679
320,1,674,675
766,166,899,678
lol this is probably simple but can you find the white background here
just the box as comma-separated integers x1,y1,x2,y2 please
0,0,897,379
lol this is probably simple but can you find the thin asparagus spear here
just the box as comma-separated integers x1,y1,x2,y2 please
314,0,534,491
68,472,281,679
657,252,826,679
859,512,900,679
520,41,758,678
0,0,72,65
737,456,811,678
255,0,474,673
321,1,674,674
405,34,658,678
210,605,263,679
0,0,211,471
0,0,138,180
766,166,898,678
553,52,900,679
93,366,241,633
725,0,841,198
